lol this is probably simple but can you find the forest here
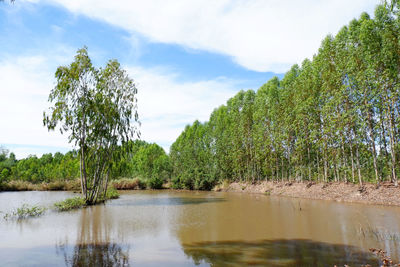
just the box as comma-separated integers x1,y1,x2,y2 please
170,3,400,190
0,141,171,189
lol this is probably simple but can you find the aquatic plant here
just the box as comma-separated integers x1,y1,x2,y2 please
3,204,46,220
54,188,120,211
105,187,120,200
54,197,86,211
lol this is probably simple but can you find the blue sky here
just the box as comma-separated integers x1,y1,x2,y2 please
0,0,378,158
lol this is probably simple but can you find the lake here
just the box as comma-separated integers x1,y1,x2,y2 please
1,190,400,266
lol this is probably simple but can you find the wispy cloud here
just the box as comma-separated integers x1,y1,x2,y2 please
0,50,76,158
127,66,239,151
47,0,377,72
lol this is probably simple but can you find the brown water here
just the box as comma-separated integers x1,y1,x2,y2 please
1,190,400,266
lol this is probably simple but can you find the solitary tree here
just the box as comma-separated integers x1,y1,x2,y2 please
44,47,139,204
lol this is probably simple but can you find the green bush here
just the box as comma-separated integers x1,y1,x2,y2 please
147,175,163,189
105,187,120,199
54,196,86,211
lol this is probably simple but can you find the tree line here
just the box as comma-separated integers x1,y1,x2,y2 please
0,141,171,187
170,2,400,190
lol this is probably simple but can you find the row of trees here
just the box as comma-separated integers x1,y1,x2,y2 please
0,141,171,186
170,2,400,189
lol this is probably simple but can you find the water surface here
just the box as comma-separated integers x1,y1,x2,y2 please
1,190,399,266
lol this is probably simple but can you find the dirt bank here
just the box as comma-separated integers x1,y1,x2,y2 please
217,181,400,207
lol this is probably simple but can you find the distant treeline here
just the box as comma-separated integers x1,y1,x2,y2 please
0,141,171,188
170,3,400,190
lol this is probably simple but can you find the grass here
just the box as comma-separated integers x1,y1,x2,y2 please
358,225,400,242
1,180,36,191
111,178,146,190
213,179,230,192
1,178,149,192
105,187,120,199
54,188,120,212
0,179,81,191
54,196,86,211
3,204,46,220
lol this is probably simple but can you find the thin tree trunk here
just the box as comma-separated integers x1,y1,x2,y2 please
341,141,347,183
355,141,362,185
80,145,87,199
349,135,355,183
316,149,320,182
388,97,398,186
324,148,328,183
307,143,311,181
366,107,380,184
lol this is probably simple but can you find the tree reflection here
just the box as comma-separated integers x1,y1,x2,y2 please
182,239,380,266
60,243,129,267
56,206,130,267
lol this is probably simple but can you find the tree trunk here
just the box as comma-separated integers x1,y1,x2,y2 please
366,105,380,184
80,145,87,199
355,141,362,185
387,97,398,186
349,135,355,183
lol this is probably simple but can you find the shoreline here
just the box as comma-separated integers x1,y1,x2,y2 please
2,179,400,207
215,180,400,207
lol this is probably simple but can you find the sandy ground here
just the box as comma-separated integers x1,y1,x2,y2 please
217,181,400,207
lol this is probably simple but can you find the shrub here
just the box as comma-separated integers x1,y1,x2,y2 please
111,178,145,190
45,180,67,191
105,187,120,199
147,175,163,189
54,196,86,211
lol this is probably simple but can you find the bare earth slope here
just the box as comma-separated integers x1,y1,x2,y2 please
219,181,400,206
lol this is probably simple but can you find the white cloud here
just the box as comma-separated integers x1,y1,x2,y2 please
127,66,237,151
0,51,238,157
47,0,378,72
0,51,75,158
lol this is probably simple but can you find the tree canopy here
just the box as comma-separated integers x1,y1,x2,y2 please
43,47,140,204
170,2,400,189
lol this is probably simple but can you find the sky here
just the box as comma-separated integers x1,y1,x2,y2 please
0,0,378,159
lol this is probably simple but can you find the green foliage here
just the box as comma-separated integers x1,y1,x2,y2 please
125,141,171,188
54,189,119,211
104,187,120,200
3,204,46,220
0,151,79,184
170,121,216,190
54,197,86,211
147,175,164,189
1,140,170,191
170,2,400,187
43,47,140,204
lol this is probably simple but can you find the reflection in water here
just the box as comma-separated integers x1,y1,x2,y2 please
57,243,129,267
56,206,130,267
109,196,225,207
1,191,400,266
183,239,380,266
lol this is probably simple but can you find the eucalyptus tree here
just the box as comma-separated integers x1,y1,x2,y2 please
252,77,278,179
373,4,400,185
280,65,300,180
43,47,139,204
170,121,215,190
169,1,400,187
208,105,233,181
